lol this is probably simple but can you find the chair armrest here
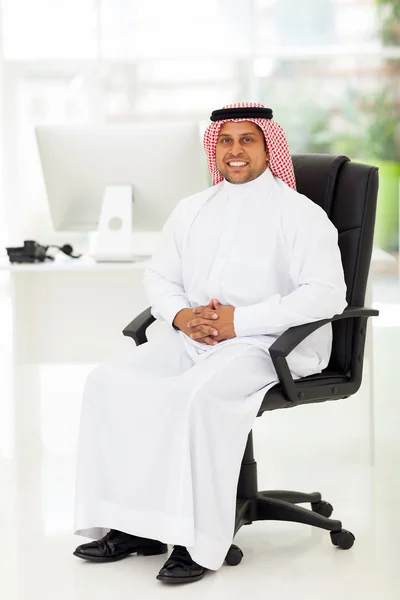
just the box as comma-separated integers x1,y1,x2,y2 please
269,307,379,358
268,306,379,403
122,307,155,345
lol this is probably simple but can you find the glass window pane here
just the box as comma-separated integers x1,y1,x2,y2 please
99,62,237,121
100,0,251,59
137,59,235,84
1,0,97,59
135,86,237,116
255,0,378,52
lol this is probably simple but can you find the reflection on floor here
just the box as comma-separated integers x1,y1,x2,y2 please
0,274,399,599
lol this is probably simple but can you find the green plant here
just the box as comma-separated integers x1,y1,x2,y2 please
376,0,400,45
307,87,400,162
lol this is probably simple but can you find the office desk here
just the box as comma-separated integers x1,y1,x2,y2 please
0,256,151,364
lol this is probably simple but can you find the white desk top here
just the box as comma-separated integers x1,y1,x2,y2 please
0,247,394,273
0,254,151,272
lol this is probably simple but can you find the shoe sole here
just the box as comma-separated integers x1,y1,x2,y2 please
73,543,168,562
156,571,206,584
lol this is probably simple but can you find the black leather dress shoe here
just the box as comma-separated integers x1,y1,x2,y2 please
73,529,168,562
156,545,206,583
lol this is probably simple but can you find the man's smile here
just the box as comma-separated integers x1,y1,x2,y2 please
226,160,249,169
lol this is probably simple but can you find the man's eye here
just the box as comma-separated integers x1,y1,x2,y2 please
243,138,253,143
220,138,231,143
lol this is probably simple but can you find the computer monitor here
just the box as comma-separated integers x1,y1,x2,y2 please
34,123,209,261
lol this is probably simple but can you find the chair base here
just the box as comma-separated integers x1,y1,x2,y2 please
234,490,342,535
226,433,356,566
225,489,356,565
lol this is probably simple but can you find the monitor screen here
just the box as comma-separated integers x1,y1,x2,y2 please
35,122,209,233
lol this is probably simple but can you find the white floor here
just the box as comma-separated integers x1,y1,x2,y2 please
1,274,400,600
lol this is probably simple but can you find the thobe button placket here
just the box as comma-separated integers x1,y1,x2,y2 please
208,257,225,299
208,194,243,300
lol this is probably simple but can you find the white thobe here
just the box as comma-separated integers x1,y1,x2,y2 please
74,168,347,570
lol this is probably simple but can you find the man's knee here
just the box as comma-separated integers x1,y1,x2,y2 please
188,379,222,410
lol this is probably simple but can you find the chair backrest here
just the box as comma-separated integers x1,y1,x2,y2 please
291,154,379,374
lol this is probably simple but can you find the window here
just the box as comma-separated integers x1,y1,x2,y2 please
0,0,398,263
1,0,98,60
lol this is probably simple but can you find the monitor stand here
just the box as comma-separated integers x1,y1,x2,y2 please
93,185,136,262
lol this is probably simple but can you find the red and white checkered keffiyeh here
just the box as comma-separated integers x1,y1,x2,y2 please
203,102,296,190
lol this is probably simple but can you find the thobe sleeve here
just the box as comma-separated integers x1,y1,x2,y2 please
233,205,348,337
143,203,191,326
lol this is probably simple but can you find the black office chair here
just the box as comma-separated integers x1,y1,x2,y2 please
122,155,379,566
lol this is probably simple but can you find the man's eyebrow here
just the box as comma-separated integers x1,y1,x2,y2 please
218,132,257,138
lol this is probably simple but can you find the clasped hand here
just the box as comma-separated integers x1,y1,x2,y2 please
187,298,236,345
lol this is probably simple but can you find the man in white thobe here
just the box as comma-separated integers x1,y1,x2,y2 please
73,102,347,584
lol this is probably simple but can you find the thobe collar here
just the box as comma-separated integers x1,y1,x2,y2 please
221,167,275,199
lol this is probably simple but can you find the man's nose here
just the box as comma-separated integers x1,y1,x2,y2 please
230,140,244,155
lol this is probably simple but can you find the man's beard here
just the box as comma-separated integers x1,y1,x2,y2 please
220,163,267,185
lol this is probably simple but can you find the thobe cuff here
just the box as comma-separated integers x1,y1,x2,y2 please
233,301,271,337
233,294,290,336
156,297,192,327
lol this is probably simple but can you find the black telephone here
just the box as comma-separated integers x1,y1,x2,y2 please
5,240,81,263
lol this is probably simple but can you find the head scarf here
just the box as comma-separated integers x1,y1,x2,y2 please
203,102,296,190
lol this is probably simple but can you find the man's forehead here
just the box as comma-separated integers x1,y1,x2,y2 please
218,121,261,136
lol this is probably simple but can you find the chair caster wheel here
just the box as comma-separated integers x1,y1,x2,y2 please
225,544,243,566
330,530,355,550
312,501,333,518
